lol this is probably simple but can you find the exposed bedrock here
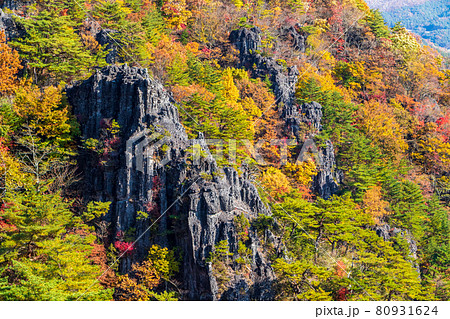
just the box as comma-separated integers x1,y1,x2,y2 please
230,27,341,199
0,8,25,40
67,64,275,300
0,0,32,10
284,24,309,53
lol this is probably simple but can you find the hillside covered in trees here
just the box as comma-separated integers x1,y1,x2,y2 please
0,0,449,301
367,0,449,52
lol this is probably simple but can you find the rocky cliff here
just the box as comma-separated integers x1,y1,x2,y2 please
230,27,341,199
0,8,25,40
284,24,309,53
67,65,274,300
230,27,299,118
84,21,122,65
375,224,418,259
0,0,32,11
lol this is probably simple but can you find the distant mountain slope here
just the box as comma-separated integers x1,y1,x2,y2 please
367,0,449,51
366,0,434,11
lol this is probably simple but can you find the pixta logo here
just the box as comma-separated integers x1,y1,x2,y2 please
126,130,170,175
200,138,320,166
125,132,321,174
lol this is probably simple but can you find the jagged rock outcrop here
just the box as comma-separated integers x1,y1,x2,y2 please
297,104,341,198
284,24,308,53
230,27,341,199
0,8,25,40
1,0,31,10
67,65,274,300
375,224,418,259
285,101,323,139
301,102,323,132
230,27,299,114
313,141,342,199
84,21,122,64
95,29,122,64
229,27,261,62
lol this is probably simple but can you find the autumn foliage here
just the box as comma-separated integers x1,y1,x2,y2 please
115,245,179,301
13,85,72,143
0,0,449,301
0,30,22,96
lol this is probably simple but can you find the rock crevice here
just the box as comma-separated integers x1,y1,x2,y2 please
230,27,341,199
0,8,25,40
67,65,274,300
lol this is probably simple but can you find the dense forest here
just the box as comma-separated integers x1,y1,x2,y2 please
0,0,449,301
369,0,449,52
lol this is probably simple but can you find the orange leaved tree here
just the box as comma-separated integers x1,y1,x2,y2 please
0,30,22,96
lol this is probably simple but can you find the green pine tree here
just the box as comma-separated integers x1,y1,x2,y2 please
366,9,390,38
12,9,106,84
0,184,113,300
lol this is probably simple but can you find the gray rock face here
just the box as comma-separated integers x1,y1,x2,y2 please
375,224,419,260
230,27,299,116
0,8,25,40
284,25,308,53
229,27,262,61
1,0,31,10
230,28,341,199
313,141,342,199
285,101,323,139
301,102,323,132
95,29,123,64
67,65,274,300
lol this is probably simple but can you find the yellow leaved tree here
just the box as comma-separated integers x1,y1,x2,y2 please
357,100,407,159
13,85,72,142
261,167,291,199
362,185,390,225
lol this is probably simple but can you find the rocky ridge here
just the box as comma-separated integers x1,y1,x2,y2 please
0,0,31,10
229,27,341,199
0,8,25,40
284,24,309,53
67,64,275,300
